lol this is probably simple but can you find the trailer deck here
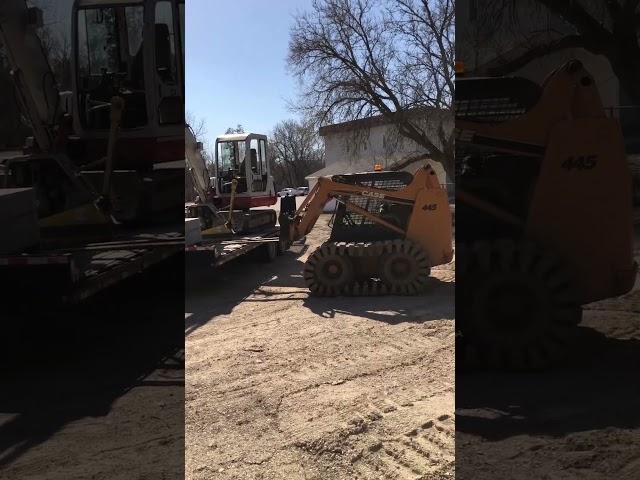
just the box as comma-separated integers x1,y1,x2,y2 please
185,226,288,268
1,227,183,306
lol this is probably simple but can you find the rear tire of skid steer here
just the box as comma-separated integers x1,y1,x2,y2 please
457,239,581,371
379,241,431,295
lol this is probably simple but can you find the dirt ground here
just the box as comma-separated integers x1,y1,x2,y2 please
456,228,640,480
185,216,455,480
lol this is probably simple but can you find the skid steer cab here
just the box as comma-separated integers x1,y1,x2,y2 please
213,133,277,209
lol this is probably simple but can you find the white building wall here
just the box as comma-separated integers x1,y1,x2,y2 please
324,124,427,168
316,123,449,187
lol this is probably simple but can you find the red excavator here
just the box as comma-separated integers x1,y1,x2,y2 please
0,0,185,306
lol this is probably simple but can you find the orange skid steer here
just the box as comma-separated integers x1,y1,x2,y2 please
279,165,454,296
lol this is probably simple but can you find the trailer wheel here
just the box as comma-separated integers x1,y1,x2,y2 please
277,238,291,255
262,241,278,262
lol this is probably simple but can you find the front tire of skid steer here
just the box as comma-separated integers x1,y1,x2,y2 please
457,239,582,371
304,244,354,296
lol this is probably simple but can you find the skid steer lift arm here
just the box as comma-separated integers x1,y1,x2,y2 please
456,60,610,157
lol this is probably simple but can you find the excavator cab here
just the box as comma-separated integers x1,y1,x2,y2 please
0,0,184,226
71,0,185,169
213,133,276,209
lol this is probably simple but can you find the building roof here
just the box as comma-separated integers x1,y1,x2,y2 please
76,0,144,6
215,133,267,142
318,108,440,137
306,154,429,179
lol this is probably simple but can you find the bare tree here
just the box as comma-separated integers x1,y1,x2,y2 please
467,1,640,104
187,111,207,138
29,0,73,88
225,124,245,134
186,111,213,167
42,29,72,89
270,119,325,189
288,0,454,178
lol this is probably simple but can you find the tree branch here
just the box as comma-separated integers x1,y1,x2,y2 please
479,34,592,76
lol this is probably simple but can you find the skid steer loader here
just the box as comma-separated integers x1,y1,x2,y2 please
279,165,453,296
455,60,637,369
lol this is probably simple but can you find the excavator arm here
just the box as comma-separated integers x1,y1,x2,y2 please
184,125,231,231
185,125,214,203
0,1,58,152
0,0,110,216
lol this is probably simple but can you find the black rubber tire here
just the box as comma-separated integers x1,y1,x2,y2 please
304,244,355,296
457,239,582,371
261,241,278,262
277,238,291,255
379,241,430,295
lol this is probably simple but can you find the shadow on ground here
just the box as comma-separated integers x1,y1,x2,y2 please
301,277,454,323
456,311,640,442
185,243,453,335
184,245,309,335
0,256,185,472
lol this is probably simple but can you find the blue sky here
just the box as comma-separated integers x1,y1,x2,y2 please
186,0,313,148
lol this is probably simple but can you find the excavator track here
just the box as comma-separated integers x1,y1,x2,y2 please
304,239,431,296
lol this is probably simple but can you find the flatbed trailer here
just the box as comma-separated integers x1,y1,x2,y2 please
1,227,183,308
185,225,292,268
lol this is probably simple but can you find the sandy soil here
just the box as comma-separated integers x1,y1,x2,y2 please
185,216,455,480
456,229,640,480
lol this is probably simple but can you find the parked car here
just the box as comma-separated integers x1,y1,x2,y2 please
278,188,298,197
297,186,309,196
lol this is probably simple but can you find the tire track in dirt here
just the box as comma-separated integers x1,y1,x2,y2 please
350,412,455,480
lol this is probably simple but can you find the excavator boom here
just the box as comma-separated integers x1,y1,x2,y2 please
185,125,213,203
0,0,59,152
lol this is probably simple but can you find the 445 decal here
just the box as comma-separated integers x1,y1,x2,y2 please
361,190,386,199
561,154,597,170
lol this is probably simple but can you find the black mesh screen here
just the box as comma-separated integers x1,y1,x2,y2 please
330,171,413,241
455,76,541,123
